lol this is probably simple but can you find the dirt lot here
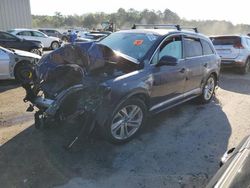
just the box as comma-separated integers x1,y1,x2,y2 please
0,71,250,188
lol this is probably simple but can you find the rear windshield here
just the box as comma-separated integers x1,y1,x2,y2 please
211,36,241,45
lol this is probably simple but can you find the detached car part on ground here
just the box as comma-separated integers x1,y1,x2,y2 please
0,46,40,83
23,25,220,144
206,135,250,188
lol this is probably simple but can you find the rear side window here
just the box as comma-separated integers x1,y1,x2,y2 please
17,31,32,36
211,36,241,45
32,31,45,37
45,30,55,34
184,37,202,58
201,39,214,55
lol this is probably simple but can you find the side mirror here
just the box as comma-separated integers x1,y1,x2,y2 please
156,55,178,67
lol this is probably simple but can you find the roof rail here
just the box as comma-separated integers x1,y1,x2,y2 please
131,24,181,31
180,27,198,33
131,24,199,33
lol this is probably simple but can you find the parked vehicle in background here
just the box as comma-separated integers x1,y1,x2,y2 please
38,28,69,42
0,45,40,83
0,31,43,56
206,135,250,188
75,32,108,42
9,29,62,50
22,24,220,143
210,35,250,74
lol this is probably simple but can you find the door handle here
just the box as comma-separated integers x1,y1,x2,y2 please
204,63,208,68
179,68,186,73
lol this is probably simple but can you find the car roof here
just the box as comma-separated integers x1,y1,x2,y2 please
10,28,42,33
38,28,58,30
116,29,209,39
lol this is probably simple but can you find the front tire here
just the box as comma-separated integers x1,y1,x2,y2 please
198,74,216,104
102,98,147,144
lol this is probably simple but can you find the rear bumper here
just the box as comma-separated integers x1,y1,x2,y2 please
221,59,245,68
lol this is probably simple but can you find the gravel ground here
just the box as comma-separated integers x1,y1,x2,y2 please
0,70,250,188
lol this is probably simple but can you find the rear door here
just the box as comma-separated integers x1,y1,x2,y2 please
183,36,204,93
211,36,241,59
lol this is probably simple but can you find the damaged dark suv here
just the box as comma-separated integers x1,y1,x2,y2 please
23,24,220,143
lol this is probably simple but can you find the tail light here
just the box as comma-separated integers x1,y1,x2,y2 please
234,42,244,49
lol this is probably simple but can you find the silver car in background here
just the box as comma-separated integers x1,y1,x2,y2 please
210,35,250,74
0,46,40,83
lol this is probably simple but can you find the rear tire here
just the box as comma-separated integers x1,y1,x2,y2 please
62,36,68,42
51,41,60,50
198,74,216,104
240,59,250,74
101,98,147,144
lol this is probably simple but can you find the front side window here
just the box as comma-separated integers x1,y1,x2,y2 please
151,36,182,64
0,32,16,40
99,32,160,60
159,37,182,60
184,37,202,58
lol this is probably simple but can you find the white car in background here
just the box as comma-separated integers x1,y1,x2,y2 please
0,45,40,83
9,29,62,50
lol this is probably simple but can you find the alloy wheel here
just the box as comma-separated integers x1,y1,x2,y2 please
111,105,143,140
204,77,215,101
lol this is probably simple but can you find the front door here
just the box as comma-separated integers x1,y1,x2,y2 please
149,35,186,111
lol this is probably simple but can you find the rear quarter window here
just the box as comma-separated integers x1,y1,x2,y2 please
201,39,214,55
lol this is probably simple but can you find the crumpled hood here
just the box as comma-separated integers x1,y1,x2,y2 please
35,42,139,98
36,42,139,81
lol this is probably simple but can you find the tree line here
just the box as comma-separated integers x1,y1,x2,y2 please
32,8,250,35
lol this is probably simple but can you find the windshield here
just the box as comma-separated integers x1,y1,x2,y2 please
99,32,159,60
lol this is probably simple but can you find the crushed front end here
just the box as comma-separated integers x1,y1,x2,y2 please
22,42,114,130
22,41,139,133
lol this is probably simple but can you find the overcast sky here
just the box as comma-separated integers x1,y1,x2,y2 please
30,0,250,25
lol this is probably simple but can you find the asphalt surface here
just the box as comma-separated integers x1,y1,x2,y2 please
0,70,250,188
